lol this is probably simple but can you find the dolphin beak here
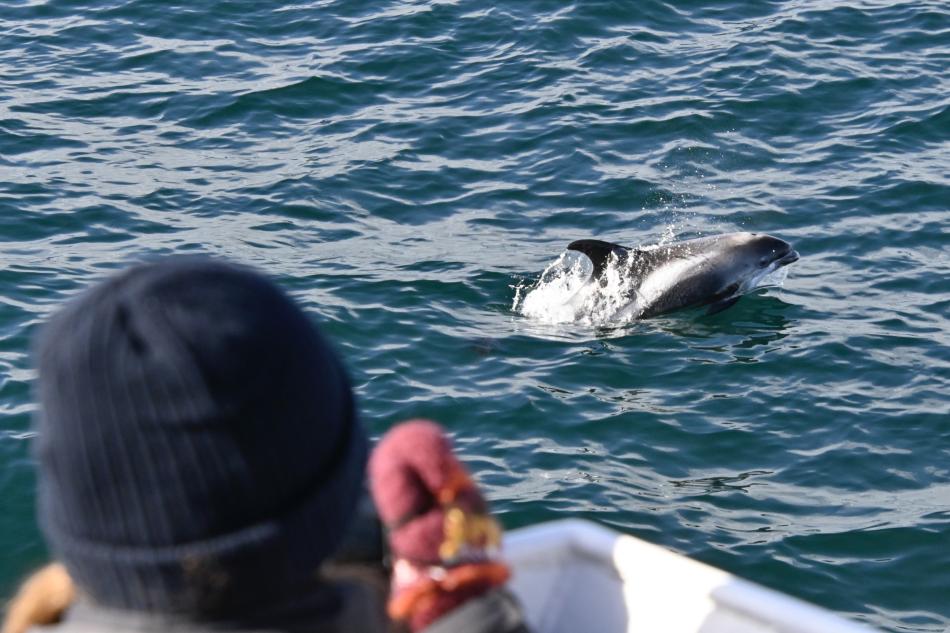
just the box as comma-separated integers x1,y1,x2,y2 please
776,250,800,266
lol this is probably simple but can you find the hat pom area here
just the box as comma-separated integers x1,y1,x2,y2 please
369,420,510,632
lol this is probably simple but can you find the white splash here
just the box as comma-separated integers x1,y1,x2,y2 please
513,252,591,324
514,251,640,326
659,223,677,245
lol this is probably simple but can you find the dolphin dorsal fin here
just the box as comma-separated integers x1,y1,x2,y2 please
567,239,629,279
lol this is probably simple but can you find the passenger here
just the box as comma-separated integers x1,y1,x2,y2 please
370,420,529,633
4,258,387,633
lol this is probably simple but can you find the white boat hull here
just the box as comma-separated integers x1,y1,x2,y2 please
504,519,877,633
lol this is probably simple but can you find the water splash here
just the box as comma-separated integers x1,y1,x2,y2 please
513,251,591,324
514,250,642,326
659,223,678,245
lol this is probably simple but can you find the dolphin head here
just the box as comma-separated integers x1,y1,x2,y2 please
718,232,799,294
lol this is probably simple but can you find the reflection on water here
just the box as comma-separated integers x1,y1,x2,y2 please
670,470,774,495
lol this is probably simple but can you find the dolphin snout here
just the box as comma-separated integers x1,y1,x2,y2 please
757,234,798,268
776,249,799,266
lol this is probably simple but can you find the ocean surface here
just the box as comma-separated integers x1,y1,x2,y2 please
1,1,948,630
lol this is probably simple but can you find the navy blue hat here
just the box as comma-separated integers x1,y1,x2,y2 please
34,257,368,614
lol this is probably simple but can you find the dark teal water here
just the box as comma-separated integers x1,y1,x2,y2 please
2,1,949,630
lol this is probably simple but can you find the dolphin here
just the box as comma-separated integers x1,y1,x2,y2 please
566,232,799,319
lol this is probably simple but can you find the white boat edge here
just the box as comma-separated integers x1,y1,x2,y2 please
503,518,880,633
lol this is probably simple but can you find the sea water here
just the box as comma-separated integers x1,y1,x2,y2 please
1,2,948,630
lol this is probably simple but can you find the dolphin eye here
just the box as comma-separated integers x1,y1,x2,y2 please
758,256,770,267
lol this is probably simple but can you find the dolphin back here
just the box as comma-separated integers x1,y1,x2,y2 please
567,239,628,279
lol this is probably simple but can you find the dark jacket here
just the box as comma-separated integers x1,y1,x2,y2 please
28,581,529,633
29,579,388,633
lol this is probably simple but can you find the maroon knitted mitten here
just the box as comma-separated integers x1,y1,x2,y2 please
369,420,509,632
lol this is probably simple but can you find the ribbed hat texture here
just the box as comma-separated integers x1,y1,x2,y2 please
34,257,368,614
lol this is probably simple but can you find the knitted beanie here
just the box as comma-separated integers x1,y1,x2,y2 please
369,420,508,631
33,257,368,615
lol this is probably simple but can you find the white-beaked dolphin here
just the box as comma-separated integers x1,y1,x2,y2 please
566,232,799,319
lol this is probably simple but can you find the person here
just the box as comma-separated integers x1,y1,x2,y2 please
6,257,530,633
4,257,388,633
